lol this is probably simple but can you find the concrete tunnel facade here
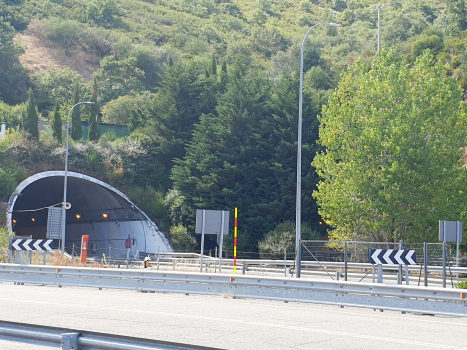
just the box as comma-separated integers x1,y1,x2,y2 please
6,171,173,257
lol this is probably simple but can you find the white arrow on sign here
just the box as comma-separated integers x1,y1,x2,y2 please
371,249,382,264
12,240,22,250
33,240,43,250
383,250,393,264
23,239,33,250
405,250,416,265
43,240,53,251
394,250,404,264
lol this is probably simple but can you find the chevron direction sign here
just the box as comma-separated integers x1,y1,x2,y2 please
369,249,416,265
11,239,54,251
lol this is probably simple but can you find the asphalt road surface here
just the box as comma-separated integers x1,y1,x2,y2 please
0,282,466,350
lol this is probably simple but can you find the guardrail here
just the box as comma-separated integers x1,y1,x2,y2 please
0,320,218,350
0,263,466,317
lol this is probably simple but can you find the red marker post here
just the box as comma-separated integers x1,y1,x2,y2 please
80,235,89,264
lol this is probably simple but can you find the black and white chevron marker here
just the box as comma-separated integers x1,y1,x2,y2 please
11,239,54,251
369,248,416,265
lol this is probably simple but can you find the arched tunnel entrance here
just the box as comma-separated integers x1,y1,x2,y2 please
6,171,173,258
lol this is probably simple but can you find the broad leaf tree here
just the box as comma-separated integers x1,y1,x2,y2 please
313,48,467,243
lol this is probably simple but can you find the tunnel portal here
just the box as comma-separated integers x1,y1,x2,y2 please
6,171,172,257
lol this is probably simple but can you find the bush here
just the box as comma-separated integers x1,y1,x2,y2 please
0,165,26,201
456,280,467,289
411,35,443,59
258,221,320,258
169,224,197,251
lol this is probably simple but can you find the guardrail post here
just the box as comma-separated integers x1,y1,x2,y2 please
424,242,428,286
398,240,403,285
372,264,375,283
442,241,446,288
377,264,383,283
344,241,348,281
61,332,79,350
405,264,409,285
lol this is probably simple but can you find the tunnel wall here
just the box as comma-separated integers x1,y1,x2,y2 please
6,171,173,257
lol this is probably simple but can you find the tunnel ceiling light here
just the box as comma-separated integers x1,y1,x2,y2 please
76,214,81,219
102,213,108,219
31,218,35,222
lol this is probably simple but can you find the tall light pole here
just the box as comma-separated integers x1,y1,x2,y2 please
60,101,95,253
372,4,388,53
296,22,341,278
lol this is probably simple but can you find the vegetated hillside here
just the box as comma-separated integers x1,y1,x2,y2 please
3,0,467,252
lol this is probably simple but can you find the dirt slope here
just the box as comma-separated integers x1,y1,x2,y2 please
14,34,100,81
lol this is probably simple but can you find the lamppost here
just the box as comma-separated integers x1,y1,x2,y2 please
296,22,341,278
60,101,95,253
372,4,388,53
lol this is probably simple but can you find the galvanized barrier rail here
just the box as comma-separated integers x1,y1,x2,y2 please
0,320,218,350
0,263,466,317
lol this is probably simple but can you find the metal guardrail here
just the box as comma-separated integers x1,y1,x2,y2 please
0,263,466,317
0,320,219,350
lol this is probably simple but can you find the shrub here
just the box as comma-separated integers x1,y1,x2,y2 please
258,221,320,258
169,224,197,251
456,280,467,289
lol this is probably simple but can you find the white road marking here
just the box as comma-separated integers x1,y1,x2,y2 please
0,295,464,349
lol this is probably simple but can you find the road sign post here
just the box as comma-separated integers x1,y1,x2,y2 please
195,209,230,273
439,220,463,288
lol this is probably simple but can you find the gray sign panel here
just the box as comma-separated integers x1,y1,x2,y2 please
195,210,230,235
439,220,462,242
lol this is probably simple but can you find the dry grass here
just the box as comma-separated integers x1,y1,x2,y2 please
14,34,99,81
49,251,104,267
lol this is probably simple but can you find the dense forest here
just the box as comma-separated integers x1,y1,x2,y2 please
1,0,467,254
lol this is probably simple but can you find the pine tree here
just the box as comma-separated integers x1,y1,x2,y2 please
24,88,39,140
70,82,82,141
168,55,173,67
52,100,62,143
88,77,100,141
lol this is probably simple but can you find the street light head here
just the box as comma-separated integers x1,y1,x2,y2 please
328,23,342,27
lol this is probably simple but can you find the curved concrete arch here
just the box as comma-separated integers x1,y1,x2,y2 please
6,171,173,257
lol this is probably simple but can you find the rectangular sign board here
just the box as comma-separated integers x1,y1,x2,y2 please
369,249,416,265
195,209,230,235
439,220,462,242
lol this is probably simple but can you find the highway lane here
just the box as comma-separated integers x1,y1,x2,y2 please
0,282,466,350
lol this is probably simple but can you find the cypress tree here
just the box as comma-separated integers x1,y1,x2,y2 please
88,77,100,141
70,82,82,141
168,55,173,67
24,88,39,140
52,100,62,143
210,53,217,76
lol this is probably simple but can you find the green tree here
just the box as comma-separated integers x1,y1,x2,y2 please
142,60,218,169
171,66,321,250
71,82,82,141
92,56,145,105
88,78,100,142
52,100,62,143
87,0,121,27
0,17,28,105
24,89,39,140
313,48,467,243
